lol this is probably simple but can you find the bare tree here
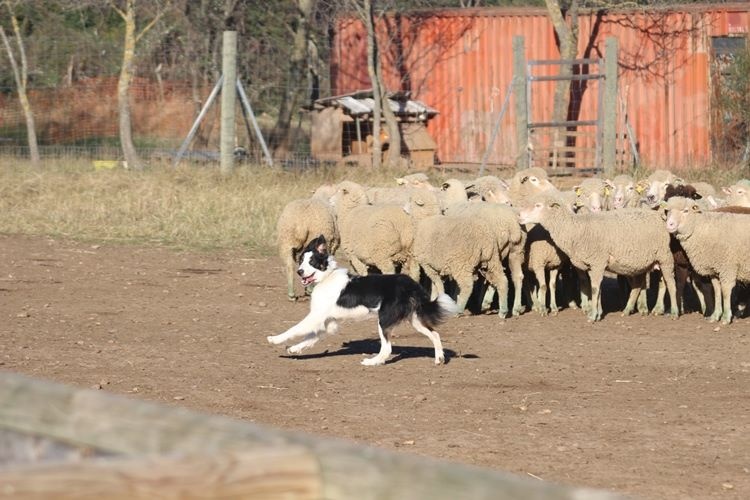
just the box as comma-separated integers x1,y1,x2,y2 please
268,0,316,155
110,0,166,170
0,0,40,164
545,0,579,125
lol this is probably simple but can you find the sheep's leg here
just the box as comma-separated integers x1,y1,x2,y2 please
577,269,592,315
508,252,525,316
361,323,393,366
281,247,298,301
650,272,665,316
480,284,496,312
548,268,560,315
674,264,689,314
454,274,476,315
422,266,445,302
719,276,736,325
373,259,396,275
404,258,421,282
709,277,723,322
659,263,679,319
349,256,369,276
484,265,509,318
690,274,708,315
622,274,645,316
411,314,445,365
636,288,649,315
587,269,605,322
532,266,548,316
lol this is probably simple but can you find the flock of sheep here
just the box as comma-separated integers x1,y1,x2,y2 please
277,167,750,325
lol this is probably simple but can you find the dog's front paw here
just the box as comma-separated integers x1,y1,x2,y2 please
267,335,283,345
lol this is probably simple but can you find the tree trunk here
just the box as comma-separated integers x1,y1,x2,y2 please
268,0,314,155
363,0,382,169
0,16,40,165
117,0,143,170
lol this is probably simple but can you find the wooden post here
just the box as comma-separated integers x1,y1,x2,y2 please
513,36,529,170
602,37,619,177
220,31,237,175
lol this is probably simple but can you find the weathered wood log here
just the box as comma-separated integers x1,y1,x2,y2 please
0,447,321,499
0,373,627,500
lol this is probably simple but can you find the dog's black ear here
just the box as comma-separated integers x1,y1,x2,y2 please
314,235,328,254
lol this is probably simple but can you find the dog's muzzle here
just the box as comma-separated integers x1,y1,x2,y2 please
297,269,316,286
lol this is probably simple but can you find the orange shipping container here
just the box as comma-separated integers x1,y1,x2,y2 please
331,3,750,170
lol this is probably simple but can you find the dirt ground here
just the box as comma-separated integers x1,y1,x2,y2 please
1,234,749,499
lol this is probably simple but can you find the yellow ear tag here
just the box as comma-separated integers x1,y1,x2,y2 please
604,187,611,196
635,185,645,194
575,187,582,196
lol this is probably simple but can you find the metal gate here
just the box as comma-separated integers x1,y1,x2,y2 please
526,57,605,173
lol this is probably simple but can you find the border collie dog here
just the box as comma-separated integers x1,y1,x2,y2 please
267,235,456,366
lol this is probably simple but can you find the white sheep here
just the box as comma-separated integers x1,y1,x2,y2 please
438,178,471,210
467,175,511,204
277,185,339,300
366,173,435,205
640,169,681,208
443,199,525,317
407,190,508,316
507,167,557,204
518,199,678,322
664,196,750,324
721,179,750,207
572,177,613,213
608,174,641,209
331,181,416,278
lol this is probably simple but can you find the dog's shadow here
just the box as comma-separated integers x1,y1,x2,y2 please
281,339,472,365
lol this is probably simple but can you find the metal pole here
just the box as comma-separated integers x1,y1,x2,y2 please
236,79,273,166
172,76,223,167
479,83,513,176
220,31,238,175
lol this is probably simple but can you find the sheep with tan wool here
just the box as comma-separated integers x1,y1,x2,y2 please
365,173,436,205
467,175,512,205
442,182,526,317
277,184,339,300
721,179,750,207
407,190,510,316
507,167,558,205
572,177,613,213
609,174,641,209
664,196,750,324
640,169,681,208
331,181,416,278
518,198,678,322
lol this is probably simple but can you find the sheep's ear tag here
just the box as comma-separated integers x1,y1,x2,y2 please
604,187,611,196
658,201,667,209
635,185,645,194
574,187,582,196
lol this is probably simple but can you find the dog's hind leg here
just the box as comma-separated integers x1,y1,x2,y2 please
361,324,392,366
411,314,445,365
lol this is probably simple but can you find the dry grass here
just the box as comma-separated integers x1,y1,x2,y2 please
0,158,412,254
1,158,747,255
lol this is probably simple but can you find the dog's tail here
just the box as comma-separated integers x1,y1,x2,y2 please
419,293,457,329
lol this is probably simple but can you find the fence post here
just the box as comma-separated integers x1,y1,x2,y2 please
602,37,619,177
513,36,529,170
220,31,238,175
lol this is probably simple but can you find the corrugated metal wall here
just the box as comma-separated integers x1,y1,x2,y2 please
331,4,750,169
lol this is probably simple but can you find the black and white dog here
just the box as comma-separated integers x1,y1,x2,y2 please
267,235,456,366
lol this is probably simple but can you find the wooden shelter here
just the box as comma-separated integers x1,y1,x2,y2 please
0,372,625,499
308,90,438,169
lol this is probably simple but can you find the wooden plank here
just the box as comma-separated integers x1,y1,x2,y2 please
601,37,619,177
0,448,321,500
513,36,529,169
0,373,626,500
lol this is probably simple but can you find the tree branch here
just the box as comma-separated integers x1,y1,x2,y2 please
135,10,164,43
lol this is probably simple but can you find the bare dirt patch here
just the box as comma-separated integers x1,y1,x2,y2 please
1,234,749,499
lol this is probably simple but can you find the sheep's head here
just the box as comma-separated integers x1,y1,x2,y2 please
722,180,750,208
440,178,469,205
510,167,556,196
330,181,368,210
405,190,441,219
572,178,609,213
395,173,434,191
664,196,701,235
610,175,636,209
642,169,683,208
517,195,563,225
